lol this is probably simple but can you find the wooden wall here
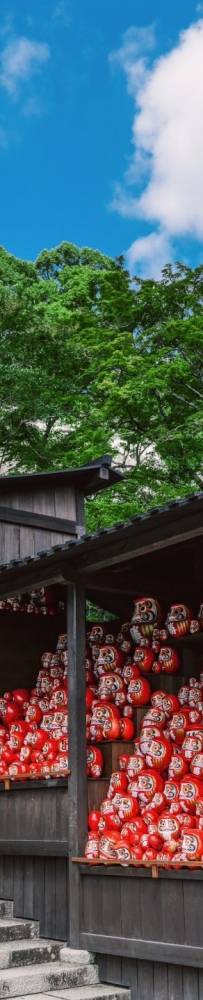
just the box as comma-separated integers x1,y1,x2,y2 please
0,854,68,941
97,953,203,1000
0,783,68,845
79,866,203,1000
0,483,79,561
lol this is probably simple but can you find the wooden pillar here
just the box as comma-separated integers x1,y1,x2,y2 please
67,582,87,947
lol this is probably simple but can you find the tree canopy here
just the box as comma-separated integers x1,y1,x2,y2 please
0,242,203,531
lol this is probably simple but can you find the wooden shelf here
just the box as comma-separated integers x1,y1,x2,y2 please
72,858,203,879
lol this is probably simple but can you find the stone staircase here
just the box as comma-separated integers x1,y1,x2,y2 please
0,900,130,1000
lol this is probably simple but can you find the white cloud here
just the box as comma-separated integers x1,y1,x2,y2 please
53,1,71,25
0,36,50,96
110,20,203,277
126,231,173,279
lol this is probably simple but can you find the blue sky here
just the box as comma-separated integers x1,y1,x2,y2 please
0,0,202,276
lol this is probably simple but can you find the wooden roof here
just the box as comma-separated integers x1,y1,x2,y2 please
0,455,122,497
0,490,202,616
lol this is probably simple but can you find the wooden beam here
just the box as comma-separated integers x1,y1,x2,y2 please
0,505,79,535
79,520,203,574
79,932,203,967
0,841,69,855
67,583,87,948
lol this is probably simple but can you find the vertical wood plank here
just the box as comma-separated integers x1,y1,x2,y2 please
182,966,198,1000
106,956,122,985
23,859,34,918
67,583,87,947
121,877,142,939
121,958,138,1000
3,857,14,900
75,490,85,531
55,487,77,522
161,879,185,943
137,960,154,1000
33,857,45,928
153,962,168,1000
32,487,55,555
198,969,203,1000
0,857,4,897
141,880,162,942
82,875,102,936
183,879,203,945
167,964,183,1000
44,858,56,939
55,858,68,942
101,876,121,937
97,955,108,984
13,857,24,918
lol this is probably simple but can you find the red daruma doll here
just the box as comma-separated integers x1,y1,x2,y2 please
86,746,104,778
181,830,203,861
158,647,180,674
179,776,203,813
97,646,124,677
137,770,164,805
85,833,99,860
113,792,139,822
133,648,155,675
157,814,180,843
165,604,192,638
127,677,151,707
144,736,172,772
130,598,162,645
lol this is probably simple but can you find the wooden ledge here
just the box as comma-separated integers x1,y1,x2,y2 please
72,858,203,878
0,771,70,790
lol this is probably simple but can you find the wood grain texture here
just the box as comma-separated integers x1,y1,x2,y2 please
0,854,68,940
67,583,87,947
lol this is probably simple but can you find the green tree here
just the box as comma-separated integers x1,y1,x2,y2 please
1,244,203,532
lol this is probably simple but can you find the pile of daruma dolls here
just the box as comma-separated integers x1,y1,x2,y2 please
0,631,69,780
85,597,203,866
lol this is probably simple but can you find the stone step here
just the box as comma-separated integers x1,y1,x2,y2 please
0,960,99,998
0,903,13,920
0,919,39,943
0,938,63,969
21,987,131,1000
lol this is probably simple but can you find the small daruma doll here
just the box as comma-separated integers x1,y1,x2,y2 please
97,646,124,678
127,677,151,707
157,813,180,843
133,648,155,675
165,604,192,638
89,623,107,646
137,770,164,805
158,647,180,674
97,673,126,707
130,598,162,645
86,746,104,778
144,736,172,773
181,830,203,861
179,776,203,813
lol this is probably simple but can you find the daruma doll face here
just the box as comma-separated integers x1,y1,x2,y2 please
131,598,161,644
166,604,191,638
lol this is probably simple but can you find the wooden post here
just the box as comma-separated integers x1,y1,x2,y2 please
67,583,87,948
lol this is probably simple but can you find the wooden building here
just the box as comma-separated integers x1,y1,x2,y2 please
0,467,202,999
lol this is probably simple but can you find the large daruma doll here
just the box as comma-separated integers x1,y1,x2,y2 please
130,598,162,645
